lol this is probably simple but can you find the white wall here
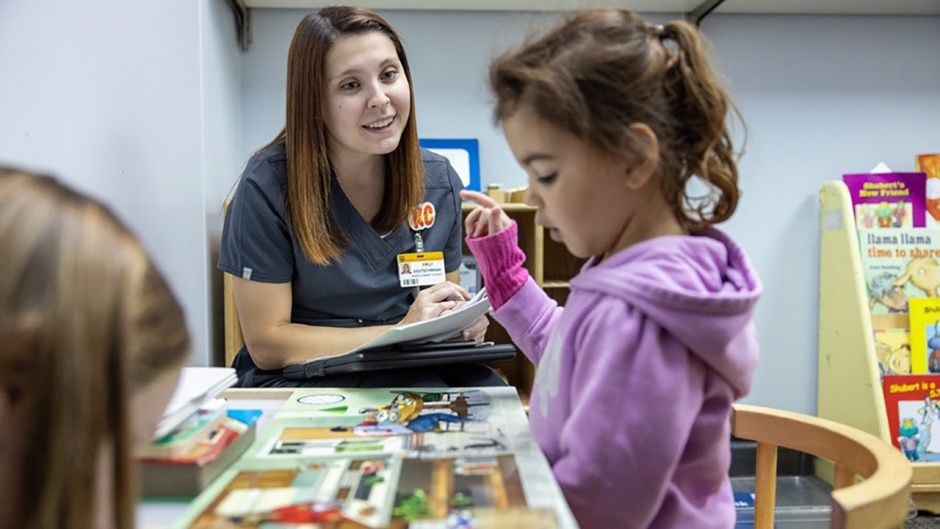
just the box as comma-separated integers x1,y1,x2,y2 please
200,0,244,364
0,0,243,366
707,14,940,414
241,9,940,414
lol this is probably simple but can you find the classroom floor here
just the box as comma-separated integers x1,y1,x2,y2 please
732,475,940,528
732,476,831,528
728,438,940,527
731,476,940,529
908,513,940,528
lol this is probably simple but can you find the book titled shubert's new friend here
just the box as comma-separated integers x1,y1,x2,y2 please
844,172,926,229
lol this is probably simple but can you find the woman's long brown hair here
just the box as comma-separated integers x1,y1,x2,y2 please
269,6,424,265
0,168,190,529
490,9,745,230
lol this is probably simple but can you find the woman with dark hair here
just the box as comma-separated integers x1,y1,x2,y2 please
219,7,497,388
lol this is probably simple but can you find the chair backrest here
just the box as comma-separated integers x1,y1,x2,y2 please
731,403,911,529
222,199,244,367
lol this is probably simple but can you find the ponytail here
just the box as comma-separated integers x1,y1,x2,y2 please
658,20,743,230
490,9,745,231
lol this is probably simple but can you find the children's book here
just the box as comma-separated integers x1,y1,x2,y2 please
169,388,573,529
909,298,940,374
137,401,227,459
843,172,926,229
882,374,940,462
917,154,940,228
857,229,940,314
140,415,257,498
258,388,529,460
874,327,911,377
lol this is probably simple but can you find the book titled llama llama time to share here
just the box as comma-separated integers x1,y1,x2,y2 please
844,172,926,229
858,229,940,315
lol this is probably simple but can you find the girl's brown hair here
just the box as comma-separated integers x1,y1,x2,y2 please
268,6,424,265
0,168,190,529
490,9,744,230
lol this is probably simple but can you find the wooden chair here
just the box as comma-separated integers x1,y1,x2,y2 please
731,404,912,529
222,199,244,367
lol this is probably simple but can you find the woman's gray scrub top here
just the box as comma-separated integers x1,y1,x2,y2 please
217,142,465,387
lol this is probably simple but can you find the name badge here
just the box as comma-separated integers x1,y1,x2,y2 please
398,252,446,288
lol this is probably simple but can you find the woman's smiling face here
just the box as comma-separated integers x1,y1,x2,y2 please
322,31,411,162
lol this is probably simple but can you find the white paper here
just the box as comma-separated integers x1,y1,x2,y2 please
347,288,490,354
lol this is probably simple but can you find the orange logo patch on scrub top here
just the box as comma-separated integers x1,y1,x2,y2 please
409,202,436,231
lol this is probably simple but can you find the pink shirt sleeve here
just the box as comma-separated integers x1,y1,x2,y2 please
465,221,529,310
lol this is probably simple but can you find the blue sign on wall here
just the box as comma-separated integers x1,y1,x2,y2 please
419,138,480,192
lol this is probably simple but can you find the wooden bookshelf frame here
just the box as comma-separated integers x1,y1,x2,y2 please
817,180,940,511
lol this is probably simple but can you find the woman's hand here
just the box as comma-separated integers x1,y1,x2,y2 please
461,190,513,238
397,281,470,326
458,314,490,343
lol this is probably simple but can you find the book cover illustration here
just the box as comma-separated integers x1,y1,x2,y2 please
882,374,940,462
858,229,940,314
256,390,522,461
267,388,530,457
184,456,398,527
137,403,228,460
141,416,249,465
874,328,911,377
918,154,940,228
180,454,556,529
171,387,563,529
909,298,940,374
843,173,926,229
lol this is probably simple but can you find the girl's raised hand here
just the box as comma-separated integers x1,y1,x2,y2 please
460,190,513,239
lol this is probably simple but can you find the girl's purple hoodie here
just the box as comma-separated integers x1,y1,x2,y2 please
467,224,761,529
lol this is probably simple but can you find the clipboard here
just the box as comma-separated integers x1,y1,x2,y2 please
281,341,516,380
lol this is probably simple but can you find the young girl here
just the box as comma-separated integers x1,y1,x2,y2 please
0,168,190,529
462,9,761,528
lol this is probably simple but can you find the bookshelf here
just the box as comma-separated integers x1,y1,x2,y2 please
817,180,940,512
461,203,586,402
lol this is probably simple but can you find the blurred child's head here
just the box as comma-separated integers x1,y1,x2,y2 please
490,9,743,258
0,168,190,529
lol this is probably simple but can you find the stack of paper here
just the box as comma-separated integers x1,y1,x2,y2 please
347,287,491,354
154,367,237,439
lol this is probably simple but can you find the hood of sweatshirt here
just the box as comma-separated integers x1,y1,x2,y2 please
570,228,762,398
